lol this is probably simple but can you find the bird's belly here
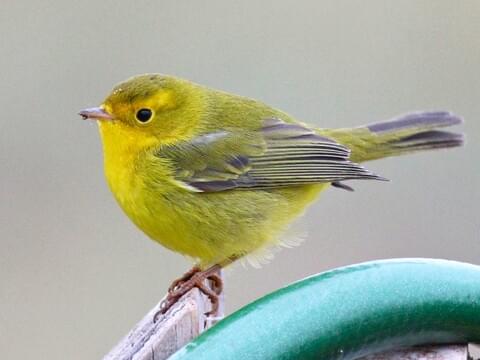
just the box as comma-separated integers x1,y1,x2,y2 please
114,179,330,267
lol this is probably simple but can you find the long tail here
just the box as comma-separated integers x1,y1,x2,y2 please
321,111,464,163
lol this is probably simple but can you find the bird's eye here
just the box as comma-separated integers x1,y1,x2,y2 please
136,108,153,123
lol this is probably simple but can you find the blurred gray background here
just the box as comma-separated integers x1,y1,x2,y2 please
1,1,479,359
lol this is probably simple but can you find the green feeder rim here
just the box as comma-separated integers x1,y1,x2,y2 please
170,258,480,360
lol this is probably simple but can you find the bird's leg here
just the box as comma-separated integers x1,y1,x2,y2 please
154,264,223,322
167,265,202,293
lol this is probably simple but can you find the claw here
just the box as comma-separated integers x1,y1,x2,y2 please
206,273,223,295
195,281,220,316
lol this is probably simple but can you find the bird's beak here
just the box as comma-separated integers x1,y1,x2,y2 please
78,107,113,121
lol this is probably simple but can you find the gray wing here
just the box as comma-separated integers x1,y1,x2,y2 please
157,118,384,192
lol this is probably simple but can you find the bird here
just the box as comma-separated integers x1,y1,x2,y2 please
79,74,464,317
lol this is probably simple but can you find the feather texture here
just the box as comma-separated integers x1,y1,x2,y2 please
156,118,384,192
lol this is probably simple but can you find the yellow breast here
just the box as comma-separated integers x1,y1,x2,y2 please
98,122,157,221
97,122,187,255
97,121,193,257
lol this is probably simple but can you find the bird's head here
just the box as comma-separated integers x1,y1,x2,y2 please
79,74,206,146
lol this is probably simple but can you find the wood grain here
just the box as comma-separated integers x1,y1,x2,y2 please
103,273,224,360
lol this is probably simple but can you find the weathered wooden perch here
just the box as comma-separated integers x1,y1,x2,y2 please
104,268,470,360
360,345,468,360
103,273,224,360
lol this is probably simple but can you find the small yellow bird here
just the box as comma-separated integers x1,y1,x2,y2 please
80,74,463,315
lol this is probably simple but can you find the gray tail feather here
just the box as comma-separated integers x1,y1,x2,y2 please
367,111,465,152
392,130,464,151
367,111,463,133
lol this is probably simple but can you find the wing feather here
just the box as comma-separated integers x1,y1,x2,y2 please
156,118,384,192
